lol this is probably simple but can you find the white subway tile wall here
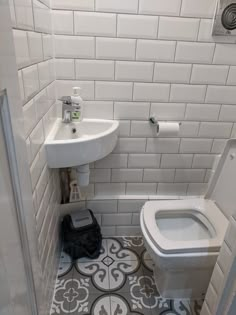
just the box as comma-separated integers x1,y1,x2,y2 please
12,4,236,313
13,4,236,315
201,216,236,315
12,0,59,312
12,0,236,232
139,0,181,16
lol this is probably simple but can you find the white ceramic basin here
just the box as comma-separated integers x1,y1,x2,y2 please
45,119,119,168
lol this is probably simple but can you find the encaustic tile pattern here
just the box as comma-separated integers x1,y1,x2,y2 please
50,237,203,315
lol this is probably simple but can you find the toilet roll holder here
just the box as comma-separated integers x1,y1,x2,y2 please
149,115,181,132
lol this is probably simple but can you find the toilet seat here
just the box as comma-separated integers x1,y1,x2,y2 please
142,198,228,255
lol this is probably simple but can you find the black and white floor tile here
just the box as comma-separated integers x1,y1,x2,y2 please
50,237,203,315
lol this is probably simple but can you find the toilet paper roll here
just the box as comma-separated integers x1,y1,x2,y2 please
157,122,179,137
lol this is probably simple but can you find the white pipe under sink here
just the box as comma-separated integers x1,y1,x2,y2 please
75,164,90,186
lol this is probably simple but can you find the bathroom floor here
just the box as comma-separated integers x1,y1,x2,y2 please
50,237,203,315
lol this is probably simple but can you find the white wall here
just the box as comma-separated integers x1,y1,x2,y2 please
51,0,236,198
9,0,60,313
201,214,236,315
6,0,236,313
0,3,34,314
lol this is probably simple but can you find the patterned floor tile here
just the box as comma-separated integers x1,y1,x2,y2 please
108,259,143,292
59,251,73,264
106,237,146,293
50,283,71,314
150,298,173,314
141,250,155,270
150,299,192,315
74,237,144,293
115,237,146,258
70,292,152,315
142,254,155,278
106,238,141,262
129,276,160,311
50,267,74,315
68,292,110,315
58,258,73,278
90,294,111,315
67,276,92,315
50,237,203,315
141,250,160,300
74,261,110,293
111,293,152,315
115,291,152,315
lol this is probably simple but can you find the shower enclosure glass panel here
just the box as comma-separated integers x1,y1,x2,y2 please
0,92,37,315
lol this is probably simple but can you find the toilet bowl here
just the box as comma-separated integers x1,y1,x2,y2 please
141,139,236,299
140,199,227,299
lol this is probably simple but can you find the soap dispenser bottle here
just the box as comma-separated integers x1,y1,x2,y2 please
71,87,84,122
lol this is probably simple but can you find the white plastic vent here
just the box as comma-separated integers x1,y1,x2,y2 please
213,0,236,35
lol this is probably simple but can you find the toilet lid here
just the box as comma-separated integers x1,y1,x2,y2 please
142,199,228,255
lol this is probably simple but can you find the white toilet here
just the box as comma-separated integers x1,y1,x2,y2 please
140,139,236,299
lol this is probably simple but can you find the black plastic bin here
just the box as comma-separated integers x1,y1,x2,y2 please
61,209,102,260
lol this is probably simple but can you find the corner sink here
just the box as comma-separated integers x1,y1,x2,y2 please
45,119,119,168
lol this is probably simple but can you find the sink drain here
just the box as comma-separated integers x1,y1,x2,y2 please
72,128,77,134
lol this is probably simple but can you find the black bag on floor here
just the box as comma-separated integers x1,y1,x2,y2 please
61,209,102,260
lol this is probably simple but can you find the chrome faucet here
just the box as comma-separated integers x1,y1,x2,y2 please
59,96,80,123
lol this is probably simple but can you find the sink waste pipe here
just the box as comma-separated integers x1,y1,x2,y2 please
75,164,90,186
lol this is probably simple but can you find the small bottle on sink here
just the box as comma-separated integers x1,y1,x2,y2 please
71,87,84,122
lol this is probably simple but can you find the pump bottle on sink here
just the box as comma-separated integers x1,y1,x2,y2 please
71,87,84,122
